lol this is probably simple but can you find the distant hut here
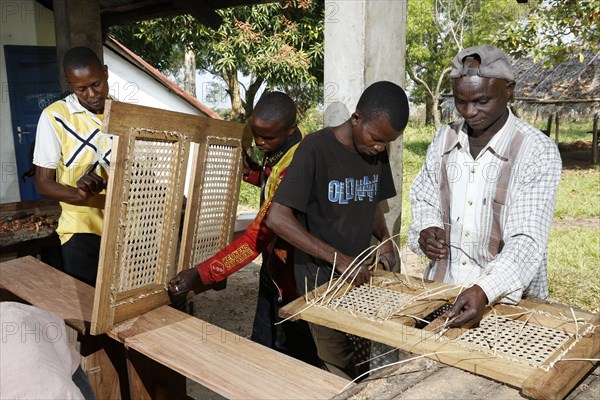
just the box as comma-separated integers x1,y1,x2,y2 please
512,51,599,123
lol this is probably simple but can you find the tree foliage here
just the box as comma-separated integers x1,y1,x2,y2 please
110,0,324,121
406,0,526,126
495,0,600,67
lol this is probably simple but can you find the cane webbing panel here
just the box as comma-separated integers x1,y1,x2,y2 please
331,285,417,321
190,143,240,265
456,314,572,367
118,139,180,292
280,271,600,399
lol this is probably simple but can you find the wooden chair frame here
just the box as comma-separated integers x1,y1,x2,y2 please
91,101,249,334
280,272,600,399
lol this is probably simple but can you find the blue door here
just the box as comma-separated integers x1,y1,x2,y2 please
4,45,62,201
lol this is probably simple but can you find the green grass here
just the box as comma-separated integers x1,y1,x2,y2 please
400,125,434,243
554,168,600,218
547,228,600,312
530,118,595,145
238,182,260,210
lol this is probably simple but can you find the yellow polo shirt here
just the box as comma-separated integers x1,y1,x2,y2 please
33,94,112,244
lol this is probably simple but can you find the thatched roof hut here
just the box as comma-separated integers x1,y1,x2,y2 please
512,51,599,116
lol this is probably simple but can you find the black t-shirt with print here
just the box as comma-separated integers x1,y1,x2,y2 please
272,127,396,295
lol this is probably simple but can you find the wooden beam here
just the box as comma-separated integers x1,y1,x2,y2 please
52,0,103,91
0,256,93,333
102,100,246,142
172,0,223,30
101,3,185,28
514,97,600,104
555,110,560,143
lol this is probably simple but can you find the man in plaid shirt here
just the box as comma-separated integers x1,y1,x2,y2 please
408,45,561,328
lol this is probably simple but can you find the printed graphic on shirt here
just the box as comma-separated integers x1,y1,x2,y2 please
328,174,379,204
52,110,112,171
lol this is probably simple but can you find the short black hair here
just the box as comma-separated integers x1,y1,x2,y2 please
63,46,103,73
253,91,296,128
356,81,409,131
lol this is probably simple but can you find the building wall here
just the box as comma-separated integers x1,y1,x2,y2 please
1,0,56,202
0,0,206,203
104,47,202,116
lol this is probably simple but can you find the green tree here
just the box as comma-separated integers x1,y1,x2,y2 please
110,0,324,121
406,0,527,127
495,0,600,67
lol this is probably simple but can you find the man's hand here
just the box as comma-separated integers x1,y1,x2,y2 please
376,237,396,271
377,251,396,272
241,147,252,175
334,253,373,286
76,165,107,200
446,285,488,328
168,268,213,303
418,227,448,261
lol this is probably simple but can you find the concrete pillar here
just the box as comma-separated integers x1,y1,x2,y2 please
52,0,103,91
324,0,407,247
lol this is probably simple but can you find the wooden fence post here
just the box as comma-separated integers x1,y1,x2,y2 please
554,111,560,144
592,112,599,165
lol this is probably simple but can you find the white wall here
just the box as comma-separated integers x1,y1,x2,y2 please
104,48,202,115
323,0,407,238
323,0,406,125
0,1,206,203
1,0,56,202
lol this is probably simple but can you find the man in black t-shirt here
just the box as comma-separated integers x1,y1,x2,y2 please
266,81,409,379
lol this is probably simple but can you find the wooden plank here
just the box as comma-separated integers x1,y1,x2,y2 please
0,256,93,333
93,134,128,334
0,199,59,214
522,313,600,400
112,305,349,400
102,100,248,143
177,140,206,273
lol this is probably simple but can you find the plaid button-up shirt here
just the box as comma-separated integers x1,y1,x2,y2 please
408,110,562,304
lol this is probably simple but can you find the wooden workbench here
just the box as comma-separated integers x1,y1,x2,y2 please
0,256,348,399
332,351,599,400
281,272,600,400
0,199,61,259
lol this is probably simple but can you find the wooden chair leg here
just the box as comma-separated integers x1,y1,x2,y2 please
126,348,192,400
80,334,130,400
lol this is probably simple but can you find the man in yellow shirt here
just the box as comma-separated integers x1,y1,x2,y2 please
34,46,111,286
